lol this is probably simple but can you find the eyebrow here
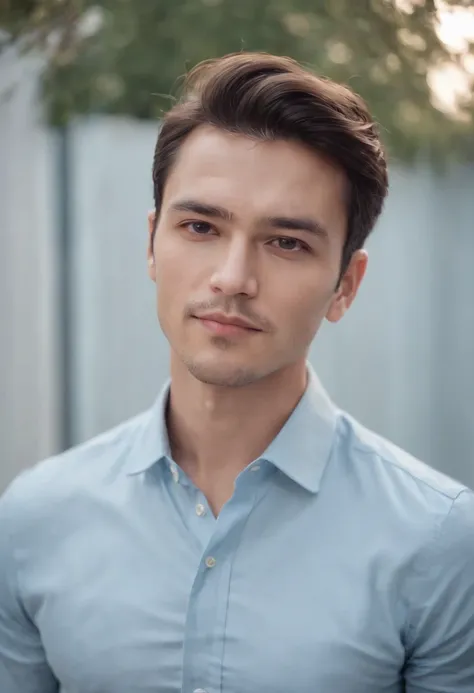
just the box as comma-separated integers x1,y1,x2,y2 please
169,199,234,222
266,216,329,241
169,198,329,241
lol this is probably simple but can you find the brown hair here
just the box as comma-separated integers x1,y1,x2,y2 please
152,52,388,275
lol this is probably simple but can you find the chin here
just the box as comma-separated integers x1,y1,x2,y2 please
184,355,266,388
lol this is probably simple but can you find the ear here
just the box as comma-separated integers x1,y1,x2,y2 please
147,210,157,282
326,250,368,323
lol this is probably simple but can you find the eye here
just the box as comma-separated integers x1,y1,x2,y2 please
183,221,214,235
270,237,308,252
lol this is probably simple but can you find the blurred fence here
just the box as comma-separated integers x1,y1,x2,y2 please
0,49,61,491
1,50,474,493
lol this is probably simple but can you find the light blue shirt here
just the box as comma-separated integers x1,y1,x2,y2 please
1,369,474,693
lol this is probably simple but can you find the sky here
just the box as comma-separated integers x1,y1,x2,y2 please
431,3,474,117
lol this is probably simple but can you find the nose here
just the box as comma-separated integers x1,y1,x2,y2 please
209,238,258,298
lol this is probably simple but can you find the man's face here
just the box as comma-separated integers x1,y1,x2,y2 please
148,126,367,387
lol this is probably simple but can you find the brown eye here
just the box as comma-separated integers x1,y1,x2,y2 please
272,237,306,252
188,221,213,235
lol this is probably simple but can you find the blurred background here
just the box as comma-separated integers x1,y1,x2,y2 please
1,0,474,493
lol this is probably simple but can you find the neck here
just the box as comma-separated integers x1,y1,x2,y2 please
166,357,308,510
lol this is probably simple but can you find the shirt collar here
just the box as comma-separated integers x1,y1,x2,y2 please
126,365,340,493
125,385,171,475
258,366,339,493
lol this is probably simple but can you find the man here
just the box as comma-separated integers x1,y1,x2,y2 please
1,52,473,693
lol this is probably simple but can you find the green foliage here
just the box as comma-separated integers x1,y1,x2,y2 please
0,0,81,52
1,0,474,160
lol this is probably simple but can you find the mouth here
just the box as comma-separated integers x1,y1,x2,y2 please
193,314,262,337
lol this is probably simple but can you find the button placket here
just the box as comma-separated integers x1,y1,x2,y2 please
183,481,266,693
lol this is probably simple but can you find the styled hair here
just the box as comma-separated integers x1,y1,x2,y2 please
152,52,388,275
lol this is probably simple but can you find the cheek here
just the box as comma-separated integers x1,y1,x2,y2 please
154,234,187,294
154,231,211,289
154,254,183,330
154,240,206,327
271,276,334,339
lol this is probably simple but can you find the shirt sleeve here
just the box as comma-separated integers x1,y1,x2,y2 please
0,483,59,693
404,488,474,692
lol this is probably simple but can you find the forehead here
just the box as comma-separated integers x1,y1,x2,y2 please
163,126,348,233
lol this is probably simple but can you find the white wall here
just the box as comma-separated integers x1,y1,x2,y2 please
0,49,61,492
68,117,168,442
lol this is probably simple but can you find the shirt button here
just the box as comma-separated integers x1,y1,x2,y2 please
193,689,208,693
170,464,179,483
251,464,261,472
205,556,216,569
195,503,206,517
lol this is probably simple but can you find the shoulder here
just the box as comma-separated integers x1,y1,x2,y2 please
0,408,151,532
331,411,473,558
337,411,469,507
334,411,474,596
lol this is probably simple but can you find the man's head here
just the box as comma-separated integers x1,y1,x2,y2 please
148,52,388,387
